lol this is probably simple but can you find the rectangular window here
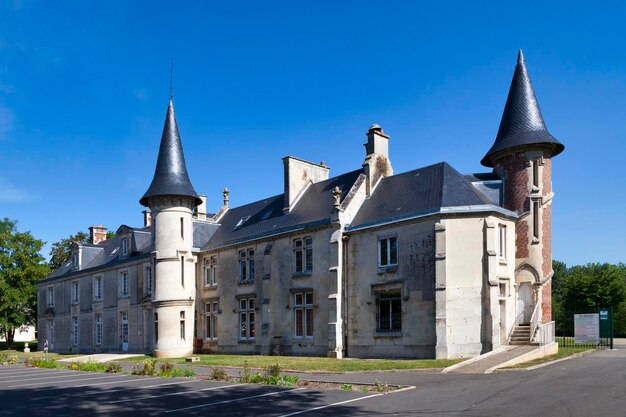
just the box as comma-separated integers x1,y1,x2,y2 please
94,276,102,301
239,297,255,341
205,301,218,340
47,286,54,307
47,319,54,346
293,237,313,274
204,257,217,287
122,238,128,256
180,217,184,240
376,291,401,333
71,281,79,304
498,225,507,258
154,313,159,343
294,291,314,338
144,266,152,295
71,316,79,346
180,311,185,340
533,201,540,240
239,249,255,282
72,252,79,271
120,271,129,297
95,314,103,346
378,237,398,268
181,256,185,287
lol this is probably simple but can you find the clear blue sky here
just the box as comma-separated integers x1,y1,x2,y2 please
1,1,624,267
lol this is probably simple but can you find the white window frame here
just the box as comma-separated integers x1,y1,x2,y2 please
498,224,507,259
204,256,217,287
71,316,79,346
239,249,255,282
378,236,398,268
119,270,129,297
94,275,103,301
71,281,80,305
179,311,186,340
205,300,218,340
293,237,313,274
122,238,129,256
239,297,255,341
95,314,103,346
72,252,79,271
47,286,54,307
294,291,313,339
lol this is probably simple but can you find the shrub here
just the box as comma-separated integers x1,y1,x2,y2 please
132,359,157,376
241,360,251,383
361,386,369,393
162,368,195,378
209,367,229,381
374,379,389,393
159,362,175,374
31,358,60,369
105,363,123,373
264,363,281,378
341,384,353,391
68,360,109,372
0,352,18,365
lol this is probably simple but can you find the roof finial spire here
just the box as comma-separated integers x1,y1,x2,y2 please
169,59,173,102
517,49,524,64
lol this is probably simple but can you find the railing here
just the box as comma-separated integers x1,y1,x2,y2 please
507,310,527,343
534,321,555,346
529,302,542,343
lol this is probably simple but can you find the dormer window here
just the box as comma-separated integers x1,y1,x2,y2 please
122,238,129,256
235,216,250,229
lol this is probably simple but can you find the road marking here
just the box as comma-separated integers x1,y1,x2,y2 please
108,383,239,404
0,370,77,380
276,385,416,417
1,372,89,383
9,373,123,388
32,376,163,393
69,378,199,397
163,388,306,414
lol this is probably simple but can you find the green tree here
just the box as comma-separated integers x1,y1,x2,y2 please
48,231,89,270
0,218,50,349
562,263,626,311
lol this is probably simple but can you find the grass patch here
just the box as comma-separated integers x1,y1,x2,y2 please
504,346,594,369
116,354,459,372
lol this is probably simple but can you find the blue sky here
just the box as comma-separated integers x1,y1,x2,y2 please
0,1,624,266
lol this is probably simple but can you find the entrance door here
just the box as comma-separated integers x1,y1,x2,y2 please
121,312,129,352
516,283,534,323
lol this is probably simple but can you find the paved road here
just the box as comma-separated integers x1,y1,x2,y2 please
2,347,625,416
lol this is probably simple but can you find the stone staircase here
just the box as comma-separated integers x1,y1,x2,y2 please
509,323,538,345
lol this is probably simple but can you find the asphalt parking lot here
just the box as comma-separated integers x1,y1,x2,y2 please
0,366,404,416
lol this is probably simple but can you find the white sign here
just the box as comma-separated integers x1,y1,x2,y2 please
574,313,599,344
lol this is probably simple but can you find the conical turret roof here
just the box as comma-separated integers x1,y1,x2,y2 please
481,50,564,167
140,99,201,207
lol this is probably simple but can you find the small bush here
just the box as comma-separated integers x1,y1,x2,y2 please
341,384,353,391
0,352,18,365
361,386,369,393
105,363,123,373
209,367,229,381
374,379,389,393
68,360,108,372
132,359,157,376
159,362,175,374
241,360,251,383
31,358,60,369
162,368,195,378
264,363,281,378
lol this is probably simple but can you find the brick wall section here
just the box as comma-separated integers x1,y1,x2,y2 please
542,280,552,322
516,221,529,258
496,154,529,213
542,203,552,277
542,157,552,195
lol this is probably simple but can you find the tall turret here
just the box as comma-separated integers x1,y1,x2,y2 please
140,98,201,358
482,50,564,324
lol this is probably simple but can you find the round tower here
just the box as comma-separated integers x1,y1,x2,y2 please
481,50,564,324
140,98,201,358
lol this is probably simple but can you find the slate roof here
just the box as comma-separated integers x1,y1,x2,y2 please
140,99,202,207
41,228,152,283
347,162,503,230
201,169,363,250
481,50,564,167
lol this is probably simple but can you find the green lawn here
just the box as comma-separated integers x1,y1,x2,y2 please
116,354,461,372
504,345,594,369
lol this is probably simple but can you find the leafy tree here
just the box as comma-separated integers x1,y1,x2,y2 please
48,231,89,270
551,260,568,305
0,218,50,349
562,263,626,311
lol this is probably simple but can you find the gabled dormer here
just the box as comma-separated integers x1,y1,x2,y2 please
70,242,80,271
116,225,134,258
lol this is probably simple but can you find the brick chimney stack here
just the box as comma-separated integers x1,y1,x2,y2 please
89,225,108,245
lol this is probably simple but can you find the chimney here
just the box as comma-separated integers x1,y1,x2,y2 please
142,210,152,227
283,156,330,212
89,225,108,245
223,187,230,208
194,195,208,220
363,124,393,195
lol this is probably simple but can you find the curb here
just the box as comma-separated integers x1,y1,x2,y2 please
524,348,596,371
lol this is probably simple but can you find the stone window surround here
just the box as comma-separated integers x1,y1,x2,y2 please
47,285,55,308
377,233,398,271
71,280,80,305
119,269,130,297
292,236,313,277
293,290,314,339
237,295,256,342
204,256,217,288
93,275,103,301
371,282,403,337
204,299,219,341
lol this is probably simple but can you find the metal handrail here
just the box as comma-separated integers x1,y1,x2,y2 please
507,310,527,343
529,301,542,343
